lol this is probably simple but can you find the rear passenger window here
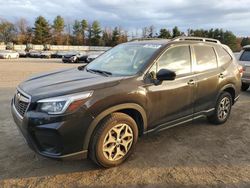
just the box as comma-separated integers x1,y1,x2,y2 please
193,45,217,72
215,46,232,66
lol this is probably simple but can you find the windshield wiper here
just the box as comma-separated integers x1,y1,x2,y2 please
86,68,112,77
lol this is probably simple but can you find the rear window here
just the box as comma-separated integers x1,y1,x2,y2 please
215,46,232,66
240,50,250,61
193,45,217,72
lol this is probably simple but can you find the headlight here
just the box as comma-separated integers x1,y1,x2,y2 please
70,56,77,60
37,91,93,114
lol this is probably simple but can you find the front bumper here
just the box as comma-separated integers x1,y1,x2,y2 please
11,99,93,160
62,58,75,63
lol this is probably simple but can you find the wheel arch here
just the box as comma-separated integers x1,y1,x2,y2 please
218,84,236,104
83,103,147,150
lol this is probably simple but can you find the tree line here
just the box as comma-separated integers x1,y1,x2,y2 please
0,16,249,51
142,26,249,52
0,16,128,47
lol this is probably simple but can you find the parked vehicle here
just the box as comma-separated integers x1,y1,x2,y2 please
27,51,42,58
62,51,87,63
17,50,27,58
238,45,250,91
40,51,53,59
51,51,69,58
86,51,105,63
11,37,241,168
0,50,19,59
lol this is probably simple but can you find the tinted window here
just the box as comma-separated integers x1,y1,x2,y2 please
193,45,217,71
240,50,250,61
215,46,232,66
157,46,191,75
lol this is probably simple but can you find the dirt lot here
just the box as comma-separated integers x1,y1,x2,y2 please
0,59,250,188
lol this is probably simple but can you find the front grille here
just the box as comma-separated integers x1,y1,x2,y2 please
14,90,30,117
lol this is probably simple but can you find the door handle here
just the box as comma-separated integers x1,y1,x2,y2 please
219,73,224,79
187,79,195,86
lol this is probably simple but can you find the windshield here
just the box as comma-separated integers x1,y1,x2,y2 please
240,50,250,61
86,44,161,76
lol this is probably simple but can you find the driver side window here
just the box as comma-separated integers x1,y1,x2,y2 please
157,46,192,76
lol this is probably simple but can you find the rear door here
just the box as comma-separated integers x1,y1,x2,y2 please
192,44,221,113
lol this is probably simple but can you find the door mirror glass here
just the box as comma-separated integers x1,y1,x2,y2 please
156,69,176,81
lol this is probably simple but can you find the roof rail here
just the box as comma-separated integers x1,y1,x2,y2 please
243,45,250,49
130,38,165,42
172,37,221,44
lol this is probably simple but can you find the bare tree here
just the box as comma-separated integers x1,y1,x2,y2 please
16,18,28,44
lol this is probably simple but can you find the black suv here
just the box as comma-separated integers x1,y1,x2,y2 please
11,37,241,167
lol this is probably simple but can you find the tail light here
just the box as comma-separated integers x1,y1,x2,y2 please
238,65,244,77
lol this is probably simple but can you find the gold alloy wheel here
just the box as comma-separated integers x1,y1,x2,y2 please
102,123,133,161
218,97,231,121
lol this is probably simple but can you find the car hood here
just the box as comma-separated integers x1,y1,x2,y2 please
19,67,124,101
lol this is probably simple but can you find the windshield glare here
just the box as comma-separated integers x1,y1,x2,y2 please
86,44,161,76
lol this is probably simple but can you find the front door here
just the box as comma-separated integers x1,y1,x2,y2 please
145,45,195,129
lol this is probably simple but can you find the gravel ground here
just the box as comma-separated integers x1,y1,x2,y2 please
0,59,250,188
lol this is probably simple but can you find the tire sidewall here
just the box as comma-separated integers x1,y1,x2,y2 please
95,115,138,167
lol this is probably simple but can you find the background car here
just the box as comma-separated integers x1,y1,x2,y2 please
86,51,105,63
0,50,19,59
27,51,42,58
40,51,53,58
51,51,69,58
238,45,250,91
17,50,27,58
62,51,87,63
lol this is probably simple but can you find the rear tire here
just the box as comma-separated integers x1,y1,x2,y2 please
207,92,232,125
241,83,249,91
88,112,138,168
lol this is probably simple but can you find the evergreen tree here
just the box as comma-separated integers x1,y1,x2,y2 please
172,26,181,38
223,31,237,52
52,15,65,44
241,37,250,47
81,19,88,45
158,28,171,39
91,20,102,46
72,20,82,45
33,16,51,44
112,27,120,46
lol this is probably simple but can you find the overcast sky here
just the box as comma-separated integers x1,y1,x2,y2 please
0,0,250,36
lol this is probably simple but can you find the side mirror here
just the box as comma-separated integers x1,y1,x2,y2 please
156,69,176,81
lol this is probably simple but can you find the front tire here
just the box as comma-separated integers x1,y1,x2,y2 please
207,92,232,125
241,83,249,91
89,112,138,168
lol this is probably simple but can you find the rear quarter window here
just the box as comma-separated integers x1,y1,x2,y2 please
215,46,232,66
